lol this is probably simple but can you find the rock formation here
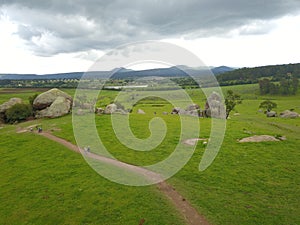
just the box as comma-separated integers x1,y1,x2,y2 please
33,88,72,110
171,104,200,117
34,88,73,118
266,111,277,117
104,103,127,114
280,110,299,118
203,92,225,118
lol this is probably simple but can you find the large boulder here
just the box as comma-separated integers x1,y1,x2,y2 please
0,98,23,122
36,96,72,118
266,111,277,117
0,98,23,113
204,92,225,118
280,110,299,118
33,88,72,110
104,103,117,114
239,135,280,143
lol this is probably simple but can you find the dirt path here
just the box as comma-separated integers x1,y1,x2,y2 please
36,131,210,225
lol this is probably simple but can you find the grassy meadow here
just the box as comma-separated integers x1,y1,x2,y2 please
0,84,299,224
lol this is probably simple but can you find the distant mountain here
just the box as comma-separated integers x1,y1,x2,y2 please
0,66,235,80
211,66,235,75
0,72,84,80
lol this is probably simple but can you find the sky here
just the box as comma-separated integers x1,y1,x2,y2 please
0,0,300,74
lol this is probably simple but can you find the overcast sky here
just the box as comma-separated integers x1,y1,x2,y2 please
0,0,300,74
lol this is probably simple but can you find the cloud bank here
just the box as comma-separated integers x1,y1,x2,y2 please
1,0,300,56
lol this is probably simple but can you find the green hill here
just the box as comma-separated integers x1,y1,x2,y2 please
217,63,300,86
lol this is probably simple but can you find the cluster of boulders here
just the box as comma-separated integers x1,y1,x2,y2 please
95,103,127,115
94,92,225,118
266,110,299,118
0,88,73,123
171,104,200,117
33,88,73,118
171,92,225,118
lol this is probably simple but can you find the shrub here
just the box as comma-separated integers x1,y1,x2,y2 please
5,103,33,123
28,93,38,107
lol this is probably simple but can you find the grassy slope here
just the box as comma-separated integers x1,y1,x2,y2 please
0,127,184,225
1,84,299,224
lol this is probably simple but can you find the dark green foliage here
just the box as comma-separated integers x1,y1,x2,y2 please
28,93,38,106
292,77,299,94
5,103,33,123
259,100,277,112
225,90,242,119
217,63,300,86
259,74,299,95
170,77,198,88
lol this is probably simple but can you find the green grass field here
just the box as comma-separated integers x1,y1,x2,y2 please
0,84,299,224
0,128,184,225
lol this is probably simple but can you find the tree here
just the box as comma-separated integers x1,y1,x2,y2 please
280,78,290,95
292,77,299,94
225,90,242,119
5,103,33,123
259,78,271,95
259,100,277,112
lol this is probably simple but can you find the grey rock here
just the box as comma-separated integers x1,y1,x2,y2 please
104,103,117,114
33,88,72,110
137,109,146,114
95,107,104,114
0,98,23,113
204,92,225,118
280,110,299,118
171,106,200,117
171,107,181,114
266,111,277,117
239,135,280,143
36,96,72,118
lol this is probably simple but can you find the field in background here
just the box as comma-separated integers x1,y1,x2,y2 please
0,83,299,225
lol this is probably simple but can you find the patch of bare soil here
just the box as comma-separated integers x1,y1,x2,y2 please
238,135,284,143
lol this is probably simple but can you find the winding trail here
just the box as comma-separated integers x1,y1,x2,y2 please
37,131,210,225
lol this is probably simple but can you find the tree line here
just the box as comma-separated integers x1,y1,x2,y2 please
259,73,299,95
217,63,300,86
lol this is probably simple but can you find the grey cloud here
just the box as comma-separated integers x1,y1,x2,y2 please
16,24,42,40
1,0,300,56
